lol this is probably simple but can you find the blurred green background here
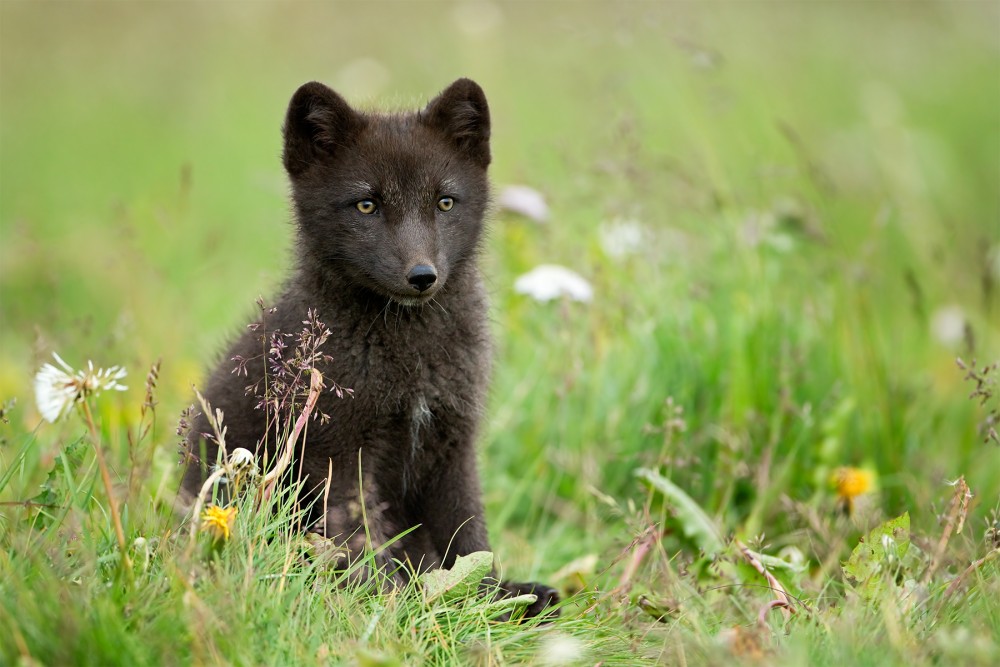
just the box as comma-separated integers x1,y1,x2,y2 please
2,0,998,563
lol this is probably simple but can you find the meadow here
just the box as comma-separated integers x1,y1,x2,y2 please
1,2,999,664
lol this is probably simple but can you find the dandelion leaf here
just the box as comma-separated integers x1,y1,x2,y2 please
420,550,493,603
636,467,725,556
842,512,910,601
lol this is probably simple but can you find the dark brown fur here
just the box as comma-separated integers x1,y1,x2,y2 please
181,79,556,616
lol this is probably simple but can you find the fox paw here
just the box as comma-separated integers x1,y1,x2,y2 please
499,580,559,620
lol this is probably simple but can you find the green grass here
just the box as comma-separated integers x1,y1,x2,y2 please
2,1,999,665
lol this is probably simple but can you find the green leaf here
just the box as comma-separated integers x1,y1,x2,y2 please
481,593,538,615
746,548,807,574
419,551,494,603
842,512,910,602
354,648,402,667
636,467,725,555
633,593,678,622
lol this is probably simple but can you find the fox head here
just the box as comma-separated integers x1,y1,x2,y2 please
282,78,491,306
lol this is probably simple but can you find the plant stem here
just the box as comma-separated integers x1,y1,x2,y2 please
943,548,1000,597
737,539,797,624
259,369,324,501
920,477,971,590
81,399,133,579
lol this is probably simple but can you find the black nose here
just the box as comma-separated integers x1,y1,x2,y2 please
407,264,437,292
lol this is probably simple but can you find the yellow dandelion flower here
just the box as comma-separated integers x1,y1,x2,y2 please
831,466,874,515
200,505,237,541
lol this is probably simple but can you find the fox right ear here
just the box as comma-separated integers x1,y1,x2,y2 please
422,78,491,169
282,82,364,176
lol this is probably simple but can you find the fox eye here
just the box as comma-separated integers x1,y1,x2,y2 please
437,197,454,212
356,200,377,214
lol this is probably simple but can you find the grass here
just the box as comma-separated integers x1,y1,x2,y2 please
2,1,999,665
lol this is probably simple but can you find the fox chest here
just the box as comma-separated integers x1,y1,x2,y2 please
312,326,488,481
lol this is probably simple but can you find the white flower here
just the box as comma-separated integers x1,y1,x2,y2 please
227,447,257,473
514,265,593,303
931,305,966,346
598,217,644,258
34,353,127,423
881,534,899,563
34,361,78,424
498,185,549,223
211,447,259,485
538,632,585,666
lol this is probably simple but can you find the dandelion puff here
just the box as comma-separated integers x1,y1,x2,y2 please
227,447,257,475
200,505,237,541
34,359,78,423
514,264,593,302
210,447,259,488
34,352,128,423
227,447,259,483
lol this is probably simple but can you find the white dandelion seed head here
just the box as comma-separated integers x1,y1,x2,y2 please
227,447,258,475
498,185,549,223
33,353,128,423
34,362,78,423
514,264,593,303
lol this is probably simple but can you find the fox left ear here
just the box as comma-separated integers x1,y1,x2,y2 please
422,78,491,168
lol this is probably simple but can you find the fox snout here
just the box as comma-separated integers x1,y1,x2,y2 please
407,264,438,292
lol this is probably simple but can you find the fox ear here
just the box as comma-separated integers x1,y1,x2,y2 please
283,82,364,176
422,78,491,168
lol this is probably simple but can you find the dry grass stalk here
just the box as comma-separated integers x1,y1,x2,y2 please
736,539,795,625
260,369,324,501
921,476,971,587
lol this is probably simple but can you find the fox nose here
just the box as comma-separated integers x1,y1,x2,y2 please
407,264,437,292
